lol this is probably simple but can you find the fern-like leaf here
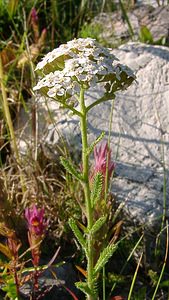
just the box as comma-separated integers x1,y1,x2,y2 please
94,243,118,276
86,132,105,156
91,172,103,207
69,218,87,252
60,156,83,180
75,282,94,297
90,216,107,236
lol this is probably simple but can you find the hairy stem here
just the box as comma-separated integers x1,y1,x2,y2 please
13,263,20,299
79,87,95,300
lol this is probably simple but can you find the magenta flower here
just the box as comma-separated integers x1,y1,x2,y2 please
31,8,38,24
93,141,115,179
30,8,39,43
25,204,48,236
25,204,48,267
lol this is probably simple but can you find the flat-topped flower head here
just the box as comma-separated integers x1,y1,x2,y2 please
34,38,114,74
33,38,136,107
25,204,48,236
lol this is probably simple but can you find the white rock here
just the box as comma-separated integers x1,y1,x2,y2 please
88,43,169,227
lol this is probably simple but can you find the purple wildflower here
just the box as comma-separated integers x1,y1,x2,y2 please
25,204,48,236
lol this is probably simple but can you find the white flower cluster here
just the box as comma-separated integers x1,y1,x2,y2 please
33,38,135,104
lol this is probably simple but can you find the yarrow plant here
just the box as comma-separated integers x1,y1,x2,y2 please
33,38,135,300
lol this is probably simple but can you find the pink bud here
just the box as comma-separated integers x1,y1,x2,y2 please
41,28,47,35
31,8,38,24
93,141,115,179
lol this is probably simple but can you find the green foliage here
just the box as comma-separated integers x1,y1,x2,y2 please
75,281,94,297
139,25,168,46
69,218,87,251
86,132,105,156
7,0,19,17
130,287,147,300
90,216,107,236
79,22,103,41
76,278,98,297
2,277,18,300
0,0,6,14
91,172,103,207
119,0,134,38
94,243,118,275
60,156,83,181
0,242,12,259
47,0,105,44
107,272,125,284
148,269,158,287
160,279,169,287
139,26,153,44
0,0,106,52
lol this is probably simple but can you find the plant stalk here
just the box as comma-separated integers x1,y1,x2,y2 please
0,56,26,194
0,56,20,161
79,87,95,300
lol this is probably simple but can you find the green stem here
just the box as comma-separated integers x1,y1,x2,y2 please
51,96,82,117
86,96,115,113
0,56,19,161
79,87,95,300
102,266,106,300
0,56,26,194
13,260,20,299
119,0,134,39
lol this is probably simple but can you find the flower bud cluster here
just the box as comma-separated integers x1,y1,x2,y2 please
33,38,135,105
90,141,115,188
93,141,115,179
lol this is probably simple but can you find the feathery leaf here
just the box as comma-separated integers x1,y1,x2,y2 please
75,282,94,297
94,243,118,275
91,172,103,207
69,218,87,252
90,216,107,236
86,132,105,156
60,156,83,180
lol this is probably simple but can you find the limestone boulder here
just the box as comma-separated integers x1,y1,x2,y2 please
88,43,169,227
92,4,169,47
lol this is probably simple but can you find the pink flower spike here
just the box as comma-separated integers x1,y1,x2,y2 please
31,8,38,24
25,204,48,236
93,141,115,179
